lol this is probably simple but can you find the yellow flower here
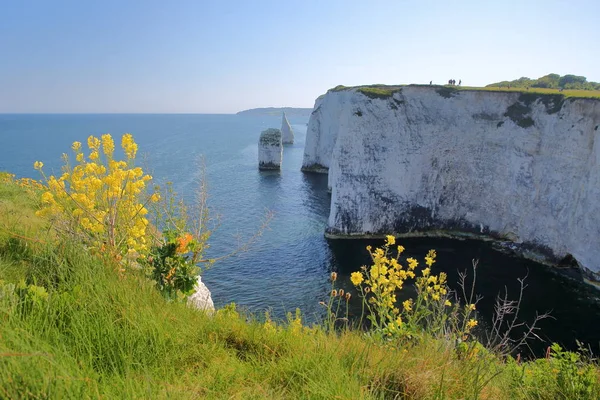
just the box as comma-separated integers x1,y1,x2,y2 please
150,193,161,202
330,272,338,282
40,191,54,203
445,300,452,307
468,304,476,311
466,319,478,329
406,257,418,270
101,134,115,157
33,161,44,170
386,235,396,246
121,133,138,159
87,135,100,150
402,299,412,312
72,141,82,151
397,245,405,254
350,271,364,286
425,249,437,267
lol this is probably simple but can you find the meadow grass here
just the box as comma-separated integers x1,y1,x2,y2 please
329,84,600,100
1,177,599,399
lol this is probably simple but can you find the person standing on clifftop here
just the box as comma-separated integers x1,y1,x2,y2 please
459,79,461,86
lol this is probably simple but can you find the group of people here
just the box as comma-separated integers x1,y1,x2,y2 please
428,79,462,86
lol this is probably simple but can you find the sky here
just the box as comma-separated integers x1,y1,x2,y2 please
1,0,598,113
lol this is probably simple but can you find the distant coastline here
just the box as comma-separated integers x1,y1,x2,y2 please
236,107,313,117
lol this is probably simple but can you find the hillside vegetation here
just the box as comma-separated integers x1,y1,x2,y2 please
1,135,600,399
487,73,600,91
328,83,600,100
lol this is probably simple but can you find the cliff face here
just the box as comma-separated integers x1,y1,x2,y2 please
303,85,600,282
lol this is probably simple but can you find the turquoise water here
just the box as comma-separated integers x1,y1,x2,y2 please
1,113,599,355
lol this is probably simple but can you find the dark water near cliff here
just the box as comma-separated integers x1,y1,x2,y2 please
1,113,599,357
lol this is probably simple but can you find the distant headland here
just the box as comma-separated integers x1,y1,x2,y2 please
236,107,313,117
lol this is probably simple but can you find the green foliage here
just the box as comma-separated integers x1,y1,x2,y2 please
550,343,599,399
504,344,600,400
328,84,403,99
327,83,600,100
357,86,402,99
488,73,600,91
149,231,200,299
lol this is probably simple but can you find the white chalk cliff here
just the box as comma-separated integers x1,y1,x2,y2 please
258,128,283,170
281,112,294,144
302,85,600,283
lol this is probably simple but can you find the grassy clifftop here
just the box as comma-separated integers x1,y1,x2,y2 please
328,84,600,100
1,174,599,399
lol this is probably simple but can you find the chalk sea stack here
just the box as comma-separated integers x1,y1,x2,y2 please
258,128,283,170
281,112,294,144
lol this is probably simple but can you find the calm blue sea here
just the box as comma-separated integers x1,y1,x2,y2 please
1,113,599,355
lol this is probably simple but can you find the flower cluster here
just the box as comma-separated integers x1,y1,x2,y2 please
415,250,448,301
350,235,418,335
35,133,159,260
0,172,44,192
349,237,479,342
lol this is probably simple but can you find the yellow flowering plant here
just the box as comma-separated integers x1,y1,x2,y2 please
350,236,480,343
34,133,215,301
35,133,157,262
350,235,418,337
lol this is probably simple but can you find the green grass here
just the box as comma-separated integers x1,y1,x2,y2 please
461,85,600,99
330,85,403,99
328,84,600,100
1,177,600,399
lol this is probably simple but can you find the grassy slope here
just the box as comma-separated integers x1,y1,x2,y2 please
1,177,599,399
329,84,600,100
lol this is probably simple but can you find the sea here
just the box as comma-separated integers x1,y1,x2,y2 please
1,113,599,356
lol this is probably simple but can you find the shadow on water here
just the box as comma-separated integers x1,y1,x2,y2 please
328,237,600,358
258,170,283,192
300,173,330,217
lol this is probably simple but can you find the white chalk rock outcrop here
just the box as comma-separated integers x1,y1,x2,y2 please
281,112,294,144
304,85,600,283
258,128,283,170
302,89,357,173
187,276,215,311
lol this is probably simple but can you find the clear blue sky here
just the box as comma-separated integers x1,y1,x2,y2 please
1,0,598,113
